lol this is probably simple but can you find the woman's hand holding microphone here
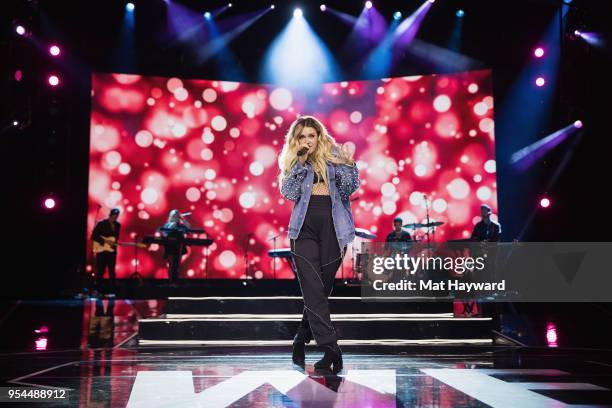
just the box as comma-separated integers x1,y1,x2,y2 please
297,142,310,165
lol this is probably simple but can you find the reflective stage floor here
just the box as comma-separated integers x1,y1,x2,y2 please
2,345,612,407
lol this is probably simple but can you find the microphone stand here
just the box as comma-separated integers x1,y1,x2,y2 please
423,194,433,256
244,233,254,280
268,234,280,279
202,228,210,279
130,233,143,284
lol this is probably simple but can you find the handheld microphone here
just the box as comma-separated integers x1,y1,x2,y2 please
297,146,309,156
180,212,192,216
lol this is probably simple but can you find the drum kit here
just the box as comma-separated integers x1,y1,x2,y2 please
352,220,445,281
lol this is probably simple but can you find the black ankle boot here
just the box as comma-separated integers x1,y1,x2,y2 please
292,340,306,366
314,343,343,372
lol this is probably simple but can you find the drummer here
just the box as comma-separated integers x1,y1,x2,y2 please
384,217,413,253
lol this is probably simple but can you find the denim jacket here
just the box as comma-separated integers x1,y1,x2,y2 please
280,151,360,250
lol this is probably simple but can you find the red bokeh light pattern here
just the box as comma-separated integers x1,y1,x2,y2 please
88,70,497,279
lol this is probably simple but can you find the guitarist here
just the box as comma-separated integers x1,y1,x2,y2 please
91,208,121,292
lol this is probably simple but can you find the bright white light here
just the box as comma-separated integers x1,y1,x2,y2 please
365,1,373,9
293,8,303,18
49,45,61,56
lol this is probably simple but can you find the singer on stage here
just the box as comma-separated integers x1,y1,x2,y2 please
278,115,360,372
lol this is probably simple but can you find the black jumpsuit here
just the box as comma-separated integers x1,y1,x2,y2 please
290,171,346,346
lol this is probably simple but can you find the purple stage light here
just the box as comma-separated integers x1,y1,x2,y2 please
16,25,26,36
575,31,605,48
535,77,545,87
49,45,61,56
534,47,544,58
394,0,434,48
14,70,23,81
35,337,48,351
546,323,558,347
511,122,584,170
43,197,56,209
365,1,373,9
48,75,60,86
540,197,551,208
320,4,326,11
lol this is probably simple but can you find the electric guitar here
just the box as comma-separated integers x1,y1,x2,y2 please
92,236,147,254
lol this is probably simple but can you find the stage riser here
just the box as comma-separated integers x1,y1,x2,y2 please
166,298,453,315
138,319,492,341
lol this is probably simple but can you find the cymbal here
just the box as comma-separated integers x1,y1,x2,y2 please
403,221,445,229
355,227,377,239
402,223,424,229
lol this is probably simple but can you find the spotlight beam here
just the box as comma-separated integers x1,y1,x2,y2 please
510,121,584,170
260,9,342,92
516,125,585,240
393,0,434,47
197,8,272,71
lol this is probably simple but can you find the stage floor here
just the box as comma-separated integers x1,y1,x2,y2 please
1,345,612,407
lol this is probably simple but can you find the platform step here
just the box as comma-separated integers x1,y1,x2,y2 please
164,313,457,320
138,338,493,346
165,296,453,315
138,296,492,345
138,317,492,342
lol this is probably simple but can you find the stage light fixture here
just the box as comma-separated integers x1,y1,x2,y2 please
48,75,60,86
49,45,61,56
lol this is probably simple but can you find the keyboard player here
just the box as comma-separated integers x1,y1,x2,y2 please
159,209,192,282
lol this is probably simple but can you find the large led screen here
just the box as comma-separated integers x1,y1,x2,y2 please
88,70,497,279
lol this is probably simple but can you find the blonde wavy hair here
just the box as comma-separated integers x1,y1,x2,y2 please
278,116,354,189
